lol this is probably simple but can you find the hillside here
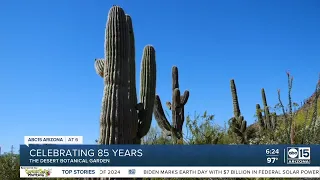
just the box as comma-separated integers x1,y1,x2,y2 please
248,88,320,133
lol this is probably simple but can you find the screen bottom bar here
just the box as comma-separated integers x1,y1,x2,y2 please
20,166,320,178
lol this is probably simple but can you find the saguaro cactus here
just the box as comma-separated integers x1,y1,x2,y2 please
256,88,277,131
94,6,156,144
153,66,189,143
229,79,249,144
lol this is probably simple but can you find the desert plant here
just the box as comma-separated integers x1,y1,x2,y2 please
276,72,299,144
0,152,20,180
229,79,255,144
142,126,173,145
274,72,320,145
153,66,189,144
256,88,277,131
94,6,156,144
301,76,320,144
185,111,223,144
254,88,278,144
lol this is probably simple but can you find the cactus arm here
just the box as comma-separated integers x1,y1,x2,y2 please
126,15,137,106
172,88,185,136
126,14,139,139
153,95,173,136
166,102,172,110
240,118,247,133
261,88,268,108
232,116,247,136
94,58,105,77
172,88,181,132
137,45,156,138
172,66,179,90
259,88,278,131
256,104,265,129
261,88,271,129
239,116,248,144
231,117,242,136
180,90,189,105
230,79,241,117
180,106,185,136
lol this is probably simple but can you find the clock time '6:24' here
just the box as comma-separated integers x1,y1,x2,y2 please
266,148,279,155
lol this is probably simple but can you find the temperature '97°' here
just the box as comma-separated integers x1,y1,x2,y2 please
265,148,280,164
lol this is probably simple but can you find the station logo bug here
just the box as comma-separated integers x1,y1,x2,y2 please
287,147,310,164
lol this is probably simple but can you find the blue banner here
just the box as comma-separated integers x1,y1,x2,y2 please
20,145,319,166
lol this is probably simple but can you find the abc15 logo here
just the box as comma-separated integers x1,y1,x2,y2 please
287,147,311,160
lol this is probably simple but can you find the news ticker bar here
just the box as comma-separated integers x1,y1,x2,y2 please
20,145,319,166
20,166,320,178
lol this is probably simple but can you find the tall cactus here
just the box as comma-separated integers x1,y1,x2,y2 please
229,79,249,144
153,66,189,143
256,88,277,131
94,6,156,144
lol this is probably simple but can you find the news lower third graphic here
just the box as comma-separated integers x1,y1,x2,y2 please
20,144,320,167
19,136,320,178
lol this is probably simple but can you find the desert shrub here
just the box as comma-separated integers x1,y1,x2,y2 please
185,111,231,145
142,126,173,145
0,152,20,180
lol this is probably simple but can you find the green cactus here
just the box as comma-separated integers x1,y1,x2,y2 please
231,79,241,117
230,116,247,144
256,104,265,128
95,6,156,144
229,79,249,144
256,88,277,131
153,66,189,143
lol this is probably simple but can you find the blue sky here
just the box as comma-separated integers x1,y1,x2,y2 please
0,0,319,153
